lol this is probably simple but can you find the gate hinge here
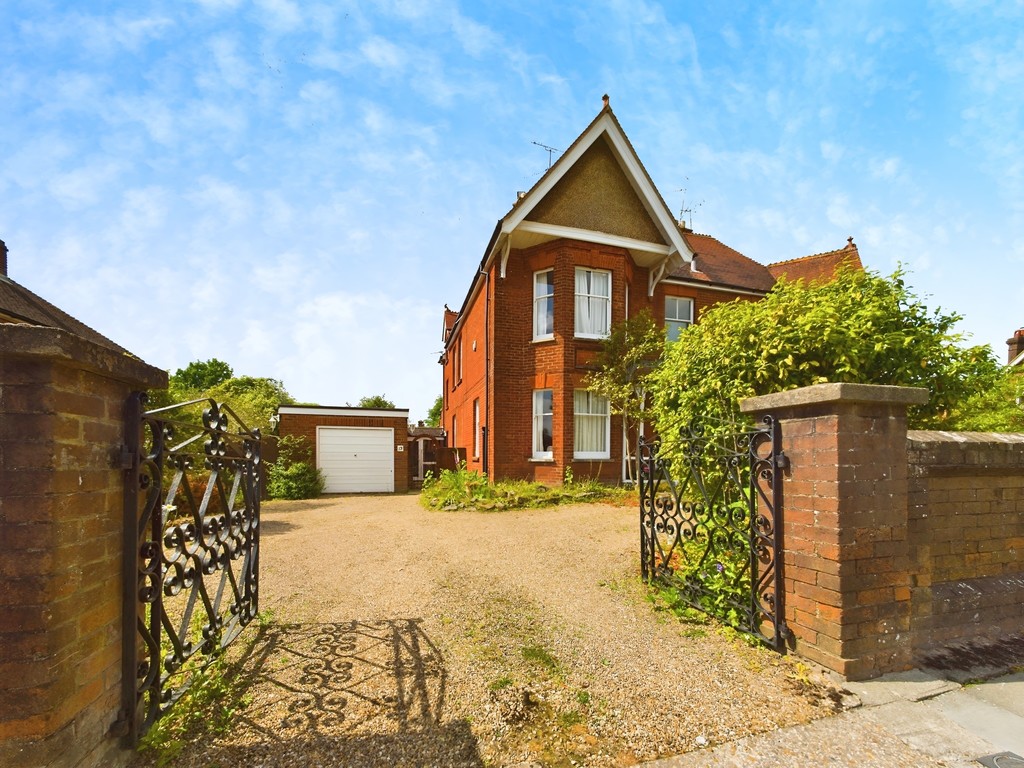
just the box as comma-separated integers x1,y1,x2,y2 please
775,451,790,471
109,710,130,738
119,445,136,470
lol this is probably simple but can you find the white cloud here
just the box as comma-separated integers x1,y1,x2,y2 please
360,36,407,72
52,160,123,210
20,12,173,56
869,156,902,179
254,0,303,32
820,141,845,163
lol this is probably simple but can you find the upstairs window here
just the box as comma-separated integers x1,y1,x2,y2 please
574,390,610,459
532,389,553,459
533,269,554,340
575,267,611,338
665,296,694,342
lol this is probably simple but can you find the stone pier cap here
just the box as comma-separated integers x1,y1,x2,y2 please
740,382,930,413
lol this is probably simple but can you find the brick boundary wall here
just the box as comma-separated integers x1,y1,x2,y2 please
906,430,1024,654
0,325,167,768
742,383,1024,680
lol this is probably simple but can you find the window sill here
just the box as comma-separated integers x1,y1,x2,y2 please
529,457,554,463
532,336,555,344
574,334,609,341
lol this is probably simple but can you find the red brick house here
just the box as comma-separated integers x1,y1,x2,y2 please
440,100,861,484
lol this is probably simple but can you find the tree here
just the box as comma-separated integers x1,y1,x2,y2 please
207,376,295,433
425,394,443,427
584,309,666,481
358,394,396,409
172,358,234,391
648,268,1003,460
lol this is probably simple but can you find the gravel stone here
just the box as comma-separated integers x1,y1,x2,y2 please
130,494,838,767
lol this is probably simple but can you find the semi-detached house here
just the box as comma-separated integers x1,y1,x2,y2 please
441,99,861,485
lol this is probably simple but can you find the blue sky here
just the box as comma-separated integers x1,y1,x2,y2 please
3,0,1021,421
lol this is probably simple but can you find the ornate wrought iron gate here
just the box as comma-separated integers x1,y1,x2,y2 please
639,416,789,650
120,393,261,745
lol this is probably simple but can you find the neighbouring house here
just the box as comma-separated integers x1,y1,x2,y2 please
277,405,410,493
1008,328,1024,366
440,98,862,484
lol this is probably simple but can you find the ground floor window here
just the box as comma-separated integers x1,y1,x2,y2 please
533,389,553,459
574,390,610,459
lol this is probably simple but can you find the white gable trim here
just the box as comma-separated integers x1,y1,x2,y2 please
496,111,692,267
517,221,672,257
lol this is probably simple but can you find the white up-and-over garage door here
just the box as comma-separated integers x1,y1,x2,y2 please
317,427,394,493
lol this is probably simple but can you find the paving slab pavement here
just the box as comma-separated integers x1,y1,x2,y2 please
643,669,1024,768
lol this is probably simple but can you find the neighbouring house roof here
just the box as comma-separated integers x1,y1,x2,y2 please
409,425,445,439
0,271,129,354
768,238,863,283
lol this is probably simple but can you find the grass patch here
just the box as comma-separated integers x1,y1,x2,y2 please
488,674,515,692
521,644,561,674
420,464,634,511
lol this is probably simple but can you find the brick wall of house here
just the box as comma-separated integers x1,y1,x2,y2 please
742,384,1024,681
443,237,766,484
277,410,410,492
0,325,166,768
906,431,1024,652
443,269,489,476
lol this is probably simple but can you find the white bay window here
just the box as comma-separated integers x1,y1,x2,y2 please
574,267,611,338
574,390,610,459
532,389,553,459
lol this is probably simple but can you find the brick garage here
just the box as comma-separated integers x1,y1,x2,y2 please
277,406,409,493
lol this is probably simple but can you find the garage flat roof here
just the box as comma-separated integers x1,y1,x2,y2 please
278,405,409,418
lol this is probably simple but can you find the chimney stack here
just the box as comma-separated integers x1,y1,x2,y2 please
1008,328,1024,364
0,239,7,277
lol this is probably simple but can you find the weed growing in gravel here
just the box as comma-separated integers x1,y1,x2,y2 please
521,644,561,674
138,613,270,766
488,675,514,692
420,463,634,511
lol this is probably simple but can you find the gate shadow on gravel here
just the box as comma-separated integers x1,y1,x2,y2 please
221,619,483,767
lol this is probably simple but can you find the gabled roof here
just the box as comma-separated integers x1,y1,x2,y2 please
488,97,693,278
768,238,863,283
0,272,128,354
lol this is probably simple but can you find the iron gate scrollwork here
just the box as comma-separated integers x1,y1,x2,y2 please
120,392,261,745
639,416,789,650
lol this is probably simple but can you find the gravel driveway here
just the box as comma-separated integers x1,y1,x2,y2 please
136,493,837,767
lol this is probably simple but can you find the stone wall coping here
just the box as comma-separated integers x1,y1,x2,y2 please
0,323,167,389
908,429,1024,445
740,382,930,413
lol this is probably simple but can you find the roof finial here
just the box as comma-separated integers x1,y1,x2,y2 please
847,236,855,247
602,94,610,110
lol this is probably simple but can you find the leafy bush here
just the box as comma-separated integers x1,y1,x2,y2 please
267,435,324,500
650,268,1005,462
419,464,632,510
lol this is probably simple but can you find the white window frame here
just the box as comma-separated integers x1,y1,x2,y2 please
532,389,553,459
665,296,694,342
573,390,610,459
574,267,612,339
473,399,480,458
533,269,554,341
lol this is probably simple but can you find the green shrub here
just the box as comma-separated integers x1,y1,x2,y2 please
267,435,324,500
419,463,633,511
